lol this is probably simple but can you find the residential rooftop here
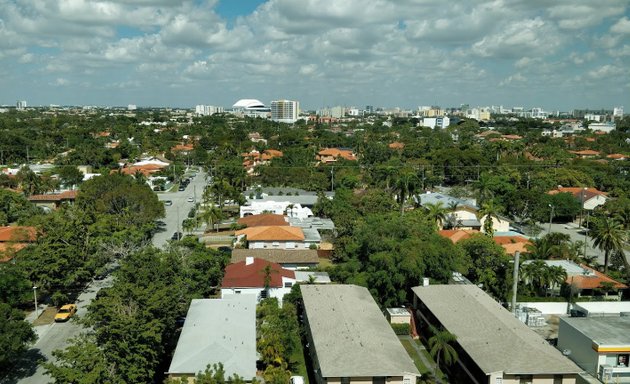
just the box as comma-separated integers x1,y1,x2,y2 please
230,249,319,265
561,317,630,347
412,284,582,376
167,296,257,379
301,284,419,378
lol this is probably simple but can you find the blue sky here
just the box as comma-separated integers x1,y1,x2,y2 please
0,0,629,111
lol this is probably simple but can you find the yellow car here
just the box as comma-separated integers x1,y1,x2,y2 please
54,304,77,322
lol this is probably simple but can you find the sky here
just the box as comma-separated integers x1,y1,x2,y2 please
0,0,629,111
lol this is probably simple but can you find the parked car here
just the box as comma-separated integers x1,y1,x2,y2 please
290,376,305,384
171,232,183,240
187,196,195,203
178,186,186,191
54,304,77,322
164,200,173,206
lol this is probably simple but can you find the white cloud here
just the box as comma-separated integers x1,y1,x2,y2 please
587,65,625,80
472,18,560,58
611,17,630,34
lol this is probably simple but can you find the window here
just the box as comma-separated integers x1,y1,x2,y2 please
519,376,533,384
403,378,411,384
284,282,293,288
373,377,385,384
272,241,280,248
235,290,241,294
618,354,629,367
340,378,350,384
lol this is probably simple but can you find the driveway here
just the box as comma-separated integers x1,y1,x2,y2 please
538,222,630,267
152,169,208,248
3,276,113,384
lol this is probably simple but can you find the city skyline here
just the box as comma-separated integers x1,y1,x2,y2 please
1,0,629,110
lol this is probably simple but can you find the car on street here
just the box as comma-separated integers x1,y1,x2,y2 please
178,185,186,191
54,304,77,322
171,232,183,240
187,196,195,203
164,200,173,206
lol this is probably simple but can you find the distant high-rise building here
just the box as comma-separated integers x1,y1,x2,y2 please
365,105,374,114
16,100,27,110
195,105,224,116
613,106,624,117
127,104,137,111
270,100,299,123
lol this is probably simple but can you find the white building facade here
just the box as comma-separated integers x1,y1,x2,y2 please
270,100,299,123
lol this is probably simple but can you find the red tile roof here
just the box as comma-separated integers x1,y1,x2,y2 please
569,265,627,290
235,226,305,241
28,190,78,201
388,142,405,150
569,149,600,156
171,143,194,152
317,148,357,161
221,258,295,288
606,153,627,160
237,214,288,227
438,229,477,243
0,226,37,242
547,187,607,201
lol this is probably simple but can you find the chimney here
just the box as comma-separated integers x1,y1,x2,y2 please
422,277,429,287
246,256,254,265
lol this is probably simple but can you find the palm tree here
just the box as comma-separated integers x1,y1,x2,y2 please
428,326,458,382
424,202,448,229
590,216,626,274
200,204,223,233
473,173,493,206
394,169,420,216
546,265,567,296
479,199,502,236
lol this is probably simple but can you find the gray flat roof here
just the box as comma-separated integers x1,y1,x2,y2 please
417,192,478,210
294,271,331,283
412,285,581,376
561,317,630,347
301,284,419,378
167,296,257,379
287,217,335,231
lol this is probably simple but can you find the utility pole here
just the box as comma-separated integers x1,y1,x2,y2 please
331,166,334,192
511,252,520,314
548,204,554,234
33,286,39,318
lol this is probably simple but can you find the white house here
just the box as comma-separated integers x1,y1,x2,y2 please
221,258,297,305
548,187,608,211
558,317,630,383
234,225,315,250
240,200,313,219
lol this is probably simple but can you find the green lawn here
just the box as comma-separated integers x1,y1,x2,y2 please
290,341,309,384
400,339,431,375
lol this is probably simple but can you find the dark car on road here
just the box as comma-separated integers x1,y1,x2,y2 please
171,232,183,240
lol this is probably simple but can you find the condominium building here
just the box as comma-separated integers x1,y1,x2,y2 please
271,99,299,123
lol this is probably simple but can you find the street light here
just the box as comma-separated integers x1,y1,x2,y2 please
32,286,38,319
548,204,555,234
579,187,587,228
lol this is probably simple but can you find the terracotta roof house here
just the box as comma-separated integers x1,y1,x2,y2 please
527,260,627,298
547,187,608,210
438,230,531,256
0,226,37,263
170,143,194,153
221,258,296,304
388,142,405,150
569,149,600,158
237,214,288,227
234,226,316,250
241,149,283,174
28,190,78,211
606,153,627,160
316,148,357,163
231,249,319,270
116,163,166,177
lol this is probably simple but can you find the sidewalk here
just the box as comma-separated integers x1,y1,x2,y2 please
24,304,47,324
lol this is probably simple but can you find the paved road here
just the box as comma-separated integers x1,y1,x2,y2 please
152,169,208,248
3,276,113,384
538,222,630,267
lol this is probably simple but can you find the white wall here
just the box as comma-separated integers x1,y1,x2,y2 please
221,277,295,305
480,215,510,233
557,319,600,376
584,195,607,211
249,240,309,250
518,302,569,315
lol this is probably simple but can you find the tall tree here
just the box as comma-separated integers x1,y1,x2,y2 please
428,327,458,382
424,202,448,230
591,216,626,274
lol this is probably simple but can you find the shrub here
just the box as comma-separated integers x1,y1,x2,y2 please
391,323,410,335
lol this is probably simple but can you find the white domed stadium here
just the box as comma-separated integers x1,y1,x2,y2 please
231,99,270,118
